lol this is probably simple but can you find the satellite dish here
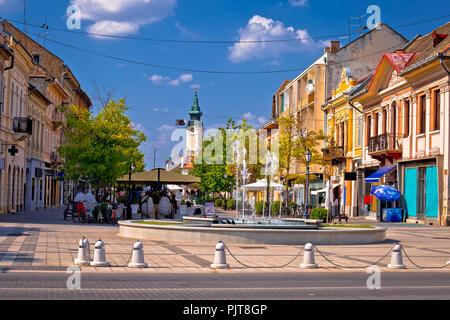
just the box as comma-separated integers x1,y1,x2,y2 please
306,80,315,94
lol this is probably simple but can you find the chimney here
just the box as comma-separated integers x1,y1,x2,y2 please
330,40,340,52
324,47,331,53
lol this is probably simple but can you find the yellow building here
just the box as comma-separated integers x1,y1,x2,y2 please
323,68,366,217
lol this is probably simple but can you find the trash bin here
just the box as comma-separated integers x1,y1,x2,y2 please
385,208,403,222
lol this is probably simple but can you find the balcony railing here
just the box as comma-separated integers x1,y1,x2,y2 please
13,117,32,134
52,111,63,129
368,133,401,154
50,151,61,164
323,146,346,165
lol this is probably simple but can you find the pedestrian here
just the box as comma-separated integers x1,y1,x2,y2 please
332,197,339,218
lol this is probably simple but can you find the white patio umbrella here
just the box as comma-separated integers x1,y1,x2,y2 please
242,179,283,191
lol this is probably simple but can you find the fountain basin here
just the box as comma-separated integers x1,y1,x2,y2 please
118,220,387,245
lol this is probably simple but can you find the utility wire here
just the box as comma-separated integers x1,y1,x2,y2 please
2,14,450,44
19,30,409,75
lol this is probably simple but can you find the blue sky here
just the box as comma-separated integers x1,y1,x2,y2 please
1,0,449,168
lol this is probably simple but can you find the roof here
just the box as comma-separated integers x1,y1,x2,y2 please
275,80,291,96
117,168,201,185
399,21,450,74
366,52,418,90
384,52,418,73
404,22,450,63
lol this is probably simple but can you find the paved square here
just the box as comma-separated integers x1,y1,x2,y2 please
0,208,449,273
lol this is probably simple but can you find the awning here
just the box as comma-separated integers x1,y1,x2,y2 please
365,165,396,183
311,188,327,195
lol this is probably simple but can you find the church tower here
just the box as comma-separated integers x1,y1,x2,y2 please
185,90,204,163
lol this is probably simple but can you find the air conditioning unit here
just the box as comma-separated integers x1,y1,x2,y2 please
306,79,315,94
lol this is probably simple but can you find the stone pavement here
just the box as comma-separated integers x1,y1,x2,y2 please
0,208,449,273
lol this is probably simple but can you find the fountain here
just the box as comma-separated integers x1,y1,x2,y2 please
118,142,387,245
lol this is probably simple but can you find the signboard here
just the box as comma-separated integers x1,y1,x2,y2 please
345,172,357,181
0,158,4,170
35,168,43,177
204,202,215,216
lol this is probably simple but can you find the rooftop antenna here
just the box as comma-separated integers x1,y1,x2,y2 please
23,1,27,32
348,14,367,44
38,16,49,47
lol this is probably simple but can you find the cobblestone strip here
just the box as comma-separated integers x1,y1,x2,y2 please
12,228,40,267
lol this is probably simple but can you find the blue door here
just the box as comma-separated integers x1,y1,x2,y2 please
404,168,417,217
425,166,438,218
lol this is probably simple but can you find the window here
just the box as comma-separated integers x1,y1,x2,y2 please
357,116,363,147
366,115,372,145
382,108,387,134
31,178,35,202
404,100,410,137
33,54,40,65
374,113,379,136
418,95,426,134
433,90,440,131
417,167,426,218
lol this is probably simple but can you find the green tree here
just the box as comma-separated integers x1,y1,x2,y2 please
192,118,264,196
277,114,328,212
58,99,146,196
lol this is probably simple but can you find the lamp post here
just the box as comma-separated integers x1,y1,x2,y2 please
305,149,312,218
127,162,136,220
224,174,228,210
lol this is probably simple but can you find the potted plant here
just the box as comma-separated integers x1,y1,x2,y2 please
130,194,139,215
179,199,187,216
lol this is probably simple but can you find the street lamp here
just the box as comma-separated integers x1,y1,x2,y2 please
305,149,312,218
127,162,136,220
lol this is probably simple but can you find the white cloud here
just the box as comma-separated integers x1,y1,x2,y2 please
153,107,169,112
228,15,319,63
175,22,200,39
190,84,201,89
150,73,193,86
71,0,177,37
157,124,176,132
87,20,139,37
242,112,268,125
289,0,308,6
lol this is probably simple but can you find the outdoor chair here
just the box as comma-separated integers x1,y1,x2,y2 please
76,202,87,223
332,214,349,223
64,202,76,220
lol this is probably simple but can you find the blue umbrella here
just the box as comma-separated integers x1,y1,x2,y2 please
370,185,401,202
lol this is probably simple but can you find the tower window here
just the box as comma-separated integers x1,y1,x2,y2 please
33,54,40,65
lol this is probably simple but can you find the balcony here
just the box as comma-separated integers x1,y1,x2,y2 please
50,151,62,167
13,117,32,141
368,133,402,161
323,146,346,165
52,111,63,129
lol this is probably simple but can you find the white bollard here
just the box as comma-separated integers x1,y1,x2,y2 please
388,244,406,269
210,241,230,269
74,237,90,266
300,243,318,269
90,239,110,267
128,240,148,268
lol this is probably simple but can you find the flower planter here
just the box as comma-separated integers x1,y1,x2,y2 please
131,204,139,214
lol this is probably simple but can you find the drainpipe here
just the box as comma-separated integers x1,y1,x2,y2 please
1,51,14,130
3,53,14,71
439,53,450,226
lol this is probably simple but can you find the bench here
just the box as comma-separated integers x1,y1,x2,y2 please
332,215,349,223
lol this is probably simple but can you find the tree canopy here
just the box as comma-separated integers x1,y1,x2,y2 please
58,99,146,189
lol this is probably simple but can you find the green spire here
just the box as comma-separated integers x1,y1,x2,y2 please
188,89,203,122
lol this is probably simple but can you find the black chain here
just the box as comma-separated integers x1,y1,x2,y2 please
313,245,393,269
225,246,303,268
401,246,450,269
